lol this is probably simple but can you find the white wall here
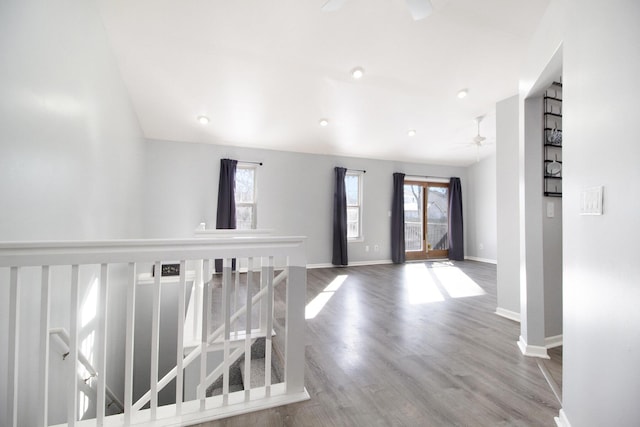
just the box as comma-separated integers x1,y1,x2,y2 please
561,0,640,425
523,0,640,425
496,95,520,318
465,153,497,263
143,139,469,265
0,0,145,424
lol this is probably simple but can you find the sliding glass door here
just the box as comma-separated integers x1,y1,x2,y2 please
404,181,449,260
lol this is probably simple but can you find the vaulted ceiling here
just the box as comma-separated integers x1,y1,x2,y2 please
98,0,549,166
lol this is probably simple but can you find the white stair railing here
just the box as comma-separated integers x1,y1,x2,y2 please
0,237,309,427
49,328,125,413
132,269,288,411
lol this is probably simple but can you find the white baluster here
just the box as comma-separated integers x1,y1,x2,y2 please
222,258,232,405
264,257,274,397
96,264,108,425
38,266,51,427
175,260,186,415
200,259,210,410
244,258,254,402
8,267,20,427
124,262,137,425
68,265,79,426
233,266,240,338
150,261,161,420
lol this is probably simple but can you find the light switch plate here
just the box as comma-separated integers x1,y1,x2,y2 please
580,186,603,215
547,201,555,218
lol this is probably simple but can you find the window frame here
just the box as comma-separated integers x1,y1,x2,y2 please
345,170,364,242
235,163,258,230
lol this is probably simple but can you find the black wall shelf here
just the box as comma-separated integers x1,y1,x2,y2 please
543,82,562,197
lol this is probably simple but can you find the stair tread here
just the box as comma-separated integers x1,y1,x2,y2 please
239,357,281,389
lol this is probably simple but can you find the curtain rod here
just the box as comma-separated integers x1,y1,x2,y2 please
348,168,366,173
238,160,263,166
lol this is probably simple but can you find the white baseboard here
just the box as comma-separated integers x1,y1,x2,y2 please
545,334,563,349
495,308,521,322
307,260,393,269
349,259,393,267
555,409,571,427
517,336,550,359
464,256,497,264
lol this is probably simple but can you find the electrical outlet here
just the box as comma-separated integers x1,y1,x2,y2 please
374,245,379,252
365,245,369,252
479,243,483,250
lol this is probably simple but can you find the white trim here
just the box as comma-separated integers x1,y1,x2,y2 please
464,256,497,264
545,334,563,349
194,228,275,237
405,175,450,183
307,259,393,269
517,336,550,359
349,259,393,267
555,409,571,427
495,308,521,322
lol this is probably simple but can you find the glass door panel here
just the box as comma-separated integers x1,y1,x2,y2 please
404,184,425,257
426,184,449,258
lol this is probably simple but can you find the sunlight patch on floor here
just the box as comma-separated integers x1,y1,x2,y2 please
404,263,445,304
305,274,348,319
432,264,486,298
404,262,485,304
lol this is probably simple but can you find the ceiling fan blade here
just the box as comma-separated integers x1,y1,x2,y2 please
405,0,433,20
473,135,487,144
322,0,347,12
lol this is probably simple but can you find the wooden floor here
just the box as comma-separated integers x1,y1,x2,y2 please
195,260,560,426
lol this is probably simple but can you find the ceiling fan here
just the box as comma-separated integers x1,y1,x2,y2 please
468,115,492,162
322,0,433,21
472,115,487,146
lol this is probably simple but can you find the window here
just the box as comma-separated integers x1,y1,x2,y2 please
345,172,363,240
235,165,257,229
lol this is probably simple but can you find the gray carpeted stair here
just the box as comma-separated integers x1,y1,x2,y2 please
205,337,282,397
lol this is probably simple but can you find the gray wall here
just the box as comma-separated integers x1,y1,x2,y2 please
0,0,145,424
543,186,563,339
496,95,520,317
465,153,497,262
143,140,469,265
520,96,546,348
524,0,640,425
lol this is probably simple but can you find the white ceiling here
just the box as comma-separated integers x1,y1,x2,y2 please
98,0,549,167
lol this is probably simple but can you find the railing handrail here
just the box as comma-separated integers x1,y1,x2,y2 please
49,328,125,412
0,236,307,268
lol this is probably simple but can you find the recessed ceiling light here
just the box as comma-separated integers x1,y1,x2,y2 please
351,67,364,79
457,89,468,99
197,115,210,125
407,129,416,137
319,118,329,127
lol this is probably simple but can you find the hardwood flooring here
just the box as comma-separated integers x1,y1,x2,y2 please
195,261,560,426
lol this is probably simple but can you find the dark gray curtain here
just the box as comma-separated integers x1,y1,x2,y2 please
216,158,238,272
332,167,348,266
448,177,464,261
391,173,406,264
